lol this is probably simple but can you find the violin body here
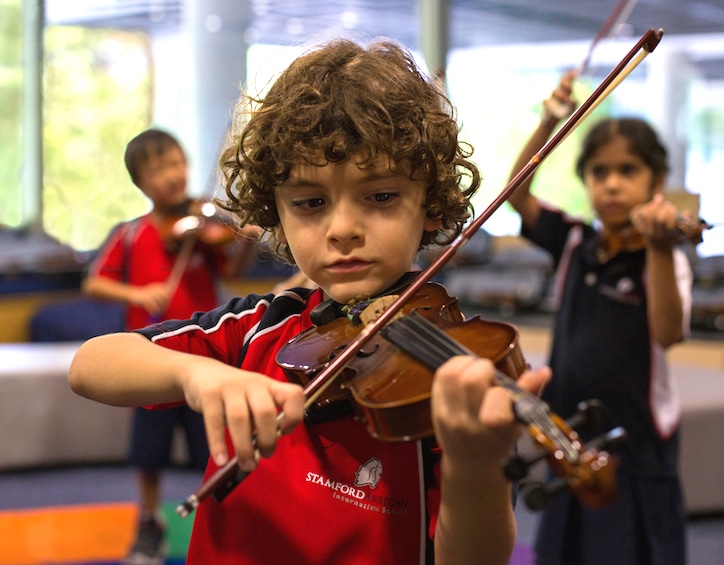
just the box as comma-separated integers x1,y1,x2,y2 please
159,199,237,252
597,214,711,264
276,282,527,441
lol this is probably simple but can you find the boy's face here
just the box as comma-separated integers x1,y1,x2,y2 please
582,135,663,232
136,146,188,213
274,156,441,304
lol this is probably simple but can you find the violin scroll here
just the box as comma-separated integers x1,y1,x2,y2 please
503,400,627,510
522,425,626,511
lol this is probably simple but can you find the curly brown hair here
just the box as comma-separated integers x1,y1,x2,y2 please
217,38,480,263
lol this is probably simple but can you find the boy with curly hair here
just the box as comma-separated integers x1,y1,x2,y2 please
70,38,549,564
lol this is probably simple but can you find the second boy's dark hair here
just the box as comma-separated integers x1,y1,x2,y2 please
125,128,185,186
575,117,669,180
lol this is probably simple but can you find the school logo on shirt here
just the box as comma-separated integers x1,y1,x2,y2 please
305,457,409,517
354,457,382,488
598,276,642,305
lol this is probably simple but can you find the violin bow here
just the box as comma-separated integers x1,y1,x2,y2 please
298,28,664,400
578,0,640,76
176,28,664,517
165,235,198,298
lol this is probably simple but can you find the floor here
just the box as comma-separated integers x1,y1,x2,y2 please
0,466,199,565
1,464,723,564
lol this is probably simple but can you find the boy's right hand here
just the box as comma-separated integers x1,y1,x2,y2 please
179,357,306,471
130,282,171,315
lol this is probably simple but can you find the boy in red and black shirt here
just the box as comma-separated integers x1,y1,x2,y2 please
72,41,550,565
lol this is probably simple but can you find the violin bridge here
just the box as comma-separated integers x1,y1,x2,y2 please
357,295,403,327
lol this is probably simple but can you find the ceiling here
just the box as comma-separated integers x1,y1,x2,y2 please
244,0,724,50
44,0,724,49
44,0,724,79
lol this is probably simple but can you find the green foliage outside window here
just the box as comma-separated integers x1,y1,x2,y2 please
1,7,153,250
0,0,23,228
43,26,152,250
451,69,609,233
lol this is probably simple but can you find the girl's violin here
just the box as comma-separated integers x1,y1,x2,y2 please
597,214,711,264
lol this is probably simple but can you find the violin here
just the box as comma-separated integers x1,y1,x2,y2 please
158,199,237,250
157,199,238,298
597,214,712,264
175,28,664,518
280,282,625,510
176,282,625,515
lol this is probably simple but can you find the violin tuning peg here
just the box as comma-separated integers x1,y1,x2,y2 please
503,448,549,481
587,426,627,452
522,478,567,511
503,455,530,481
567,399,606,434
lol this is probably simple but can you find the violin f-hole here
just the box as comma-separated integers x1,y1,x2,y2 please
326,344,347,362
326,343,379,361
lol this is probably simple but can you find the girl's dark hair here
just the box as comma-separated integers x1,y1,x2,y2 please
217,38,480,263
575,117,669,180
125,128,184,186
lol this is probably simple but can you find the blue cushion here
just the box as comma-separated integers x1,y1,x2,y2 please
30,298,125,342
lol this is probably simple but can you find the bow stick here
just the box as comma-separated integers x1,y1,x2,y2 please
579,0,640,76
546,0,640,118
297,28,664,403
176,27,664,517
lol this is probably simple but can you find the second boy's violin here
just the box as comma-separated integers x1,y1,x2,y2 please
156,199,239,300
158,199,237,251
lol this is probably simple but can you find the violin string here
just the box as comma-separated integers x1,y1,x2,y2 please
383,312,579,461
407,314,581,463
398,314,567,444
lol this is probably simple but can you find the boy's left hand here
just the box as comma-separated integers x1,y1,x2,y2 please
431,357,550,466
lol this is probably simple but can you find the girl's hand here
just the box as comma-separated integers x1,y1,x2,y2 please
179,357,306,470
431,356,550,466
543,70,578,122
630,194,681,251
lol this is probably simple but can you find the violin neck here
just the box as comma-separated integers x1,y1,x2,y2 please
381,312,575,453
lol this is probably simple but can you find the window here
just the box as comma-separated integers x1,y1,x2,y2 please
4,4,724,258
1,3,152,251
43,26,152,250
0,0,23,228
